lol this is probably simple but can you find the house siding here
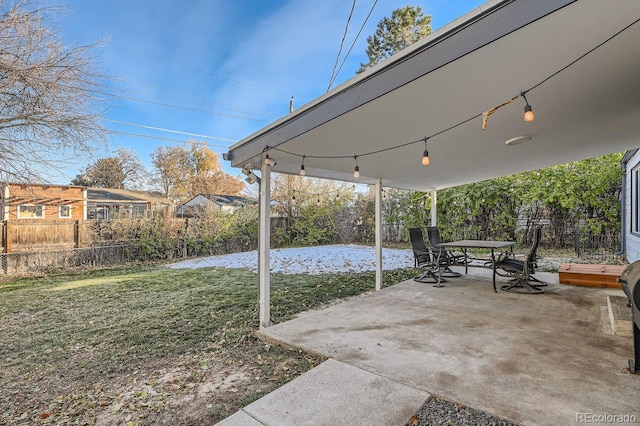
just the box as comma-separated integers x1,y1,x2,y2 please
1,184,85,221
625,150,640,262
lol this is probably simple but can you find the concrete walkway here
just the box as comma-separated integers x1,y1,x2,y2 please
219,268,640,426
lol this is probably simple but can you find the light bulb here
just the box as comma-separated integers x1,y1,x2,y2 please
353,165,360,178
422,149,430,166
421,137,431,166
523,104,534,122
300,164,305,176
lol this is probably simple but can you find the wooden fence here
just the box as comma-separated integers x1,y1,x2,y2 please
1,220,95,253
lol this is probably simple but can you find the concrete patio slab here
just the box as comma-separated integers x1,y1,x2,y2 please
253,268,639,426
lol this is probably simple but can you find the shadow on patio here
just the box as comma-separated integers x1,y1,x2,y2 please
250,267,638,425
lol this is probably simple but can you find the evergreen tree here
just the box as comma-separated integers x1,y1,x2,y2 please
358,6,431,73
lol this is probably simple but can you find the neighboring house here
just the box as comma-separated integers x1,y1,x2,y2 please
0,184,174,252
0,183,87,252
0,183,86,221
86,188,175,220
176,194,255,217
622,149,640,262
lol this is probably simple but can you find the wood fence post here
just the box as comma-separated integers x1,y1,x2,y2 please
75,220,81,248
183,218,189,258
4,220,10,253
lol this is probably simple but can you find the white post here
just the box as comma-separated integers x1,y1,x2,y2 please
375,180,383,291
83,188,88,220
430,188,437,227
258,163,271,329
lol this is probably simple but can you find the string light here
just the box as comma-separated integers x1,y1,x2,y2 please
421,137,430,166
241,19,639,172
316,194,321,206
521,91,535,123
300,155,306,176
267,176,352,206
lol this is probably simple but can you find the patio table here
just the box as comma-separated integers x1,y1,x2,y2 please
437,240,516,292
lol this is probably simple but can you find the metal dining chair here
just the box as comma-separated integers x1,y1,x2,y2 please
408,227,446,287
495,226,546,293
426,226,468,278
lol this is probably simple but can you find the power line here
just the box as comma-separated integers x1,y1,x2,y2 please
68,30,291,97
102,119,236,144
327,0,358,92
97,80,276,119
64,78,271,122
331,0,379,87
107,130,230,153
91,88,267,122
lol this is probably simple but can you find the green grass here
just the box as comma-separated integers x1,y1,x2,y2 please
0,264,416,425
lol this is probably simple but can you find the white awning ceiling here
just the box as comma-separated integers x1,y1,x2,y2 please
228,0,640,191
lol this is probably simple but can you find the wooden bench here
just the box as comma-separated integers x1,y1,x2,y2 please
558,263,626,288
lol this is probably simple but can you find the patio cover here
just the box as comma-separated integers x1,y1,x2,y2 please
228,0,640,189
226,0,640,327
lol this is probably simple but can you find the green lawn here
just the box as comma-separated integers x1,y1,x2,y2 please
0,265,416,425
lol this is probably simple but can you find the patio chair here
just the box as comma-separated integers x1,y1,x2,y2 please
409,227,446,287
495,226,546,294
426,226,467,278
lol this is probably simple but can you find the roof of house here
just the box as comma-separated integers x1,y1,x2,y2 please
179,194,256,208
621,149,639,166
201,194,256,206
87,188,174,205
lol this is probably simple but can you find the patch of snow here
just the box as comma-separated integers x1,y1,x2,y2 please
167,244,414,275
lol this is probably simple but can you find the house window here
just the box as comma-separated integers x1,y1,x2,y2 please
59,205,72,218
95,207,108,220
634,166,640,233
632,164,640,234
18,205,45,218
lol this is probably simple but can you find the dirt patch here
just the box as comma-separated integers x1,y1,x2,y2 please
92,354,263,426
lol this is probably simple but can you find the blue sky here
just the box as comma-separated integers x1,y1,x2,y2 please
56,0,487,185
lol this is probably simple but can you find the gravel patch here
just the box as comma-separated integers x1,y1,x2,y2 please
408,396,519,426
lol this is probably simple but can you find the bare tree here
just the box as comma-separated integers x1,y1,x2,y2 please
0,1,106,183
